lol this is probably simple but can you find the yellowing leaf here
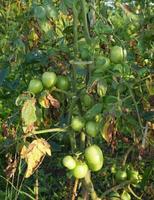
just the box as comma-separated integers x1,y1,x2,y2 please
101,117,113,143
20,138,51,178
21,99,37,133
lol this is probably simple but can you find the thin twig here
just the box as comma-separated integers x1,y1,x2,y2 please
72,178,79,200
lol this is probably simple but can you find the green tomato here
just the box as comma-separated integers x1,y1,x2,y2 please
115,170,127,182
62,155,76,170
42,72,57,88
121,191,131,200
85,145,103,172
97,81,107,97
71,116,85,132
85,121,98,137
81,94,94,108
72,161,88,179
56,76,69,91
108,191,120,200
28,79,43,94
110,46,127,64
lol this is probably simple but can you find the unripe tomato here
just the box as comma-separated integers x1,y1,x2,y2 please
62,155,76,170
108,191,120,200
81,94,94,108
28,79,43,94
42,72,57,89
56,76,69,91
71,116,85,132
115,169,127,182
110,46,127,63
97,81,107,97
45,4,58,19
72,161,88,179
121,191,131,200
85,145,103,172
85,121,98,137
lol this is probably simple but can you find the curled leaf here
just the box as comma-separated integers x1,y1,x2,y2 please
20,138,51,178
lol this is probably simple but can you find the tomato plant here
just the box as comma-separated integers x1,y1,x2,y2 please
0,0,153,199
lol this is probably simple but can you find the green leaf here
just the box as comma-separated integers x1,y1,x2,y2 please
142,111,154,122
0,67,9,86
21,99,37,127
85,103,103,120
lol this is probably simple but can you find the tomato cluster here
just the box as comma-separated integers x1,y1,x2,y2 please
62,144,103,179
28,71,70,94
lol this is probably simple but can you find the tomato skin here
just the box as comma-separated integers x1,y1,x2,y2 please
56,76,69,91
42,72,57,88
28,79,43,94
115,170,127,182
110,46,126,64
62,155,76,170
85,145,103,172
85,121,98,137
71,117,85,132
72,162,88,179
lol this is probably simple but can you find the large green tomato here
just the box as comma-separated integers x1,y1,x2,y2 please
28,79,43,94
85,121,98,137
85,145,103,172
62,155,76,170
110,46,127,63
56,76,69,91
108,191,120,200
71,116,85,132
115,169,127,182
121,191,131,200
42,72,57,88
72,162,88,179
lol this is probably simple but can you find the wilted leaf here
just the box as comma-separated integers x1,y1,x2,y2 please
16,92,31,106
101,117,114,143
20,138,51,178
47,94,60,108
4,159,17,179
21,99,37,132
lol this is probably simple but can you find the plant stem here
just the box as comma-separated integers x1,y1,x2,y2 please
72,178,79,200
81,0,91,43
101,180,131,198
26,128,67,137
73,2,78,55
83,171,100,200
